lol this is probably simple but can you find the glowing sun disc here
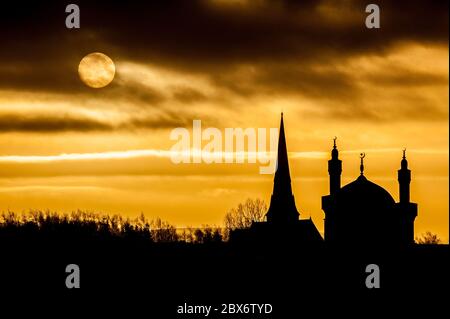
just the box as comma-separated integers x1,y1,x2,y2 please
78,52,115,88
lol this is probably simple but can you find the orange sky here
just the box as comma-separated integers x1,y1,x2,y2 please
0,1,448,242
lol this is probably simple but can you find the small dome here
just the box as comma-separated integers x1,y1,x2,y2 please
335,175,395,216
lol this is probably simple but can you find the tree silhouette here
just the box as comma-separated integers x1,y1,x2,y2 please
0,210,152,241
179,226,195,243
223,198,267,239
149,217,178,243
416,231,441,244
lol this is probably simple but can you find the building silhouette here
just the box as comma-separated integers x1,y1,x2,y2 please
322,142,418,245
231,113,417,247
230,113,322,244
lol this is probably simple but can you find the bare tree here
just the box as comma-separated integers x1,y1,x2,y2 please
150,217,178,242
223,198,266,239
416,231,441,244
179,227,195,243
178,225,223,244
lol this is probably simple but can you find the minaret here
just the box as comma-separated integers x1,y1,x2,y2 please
398,149,411,203
328,137,342,195
266,113,300,224
396,149,417,244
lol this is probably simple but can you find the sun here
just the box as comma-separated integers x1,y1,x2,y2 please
78,52,115,88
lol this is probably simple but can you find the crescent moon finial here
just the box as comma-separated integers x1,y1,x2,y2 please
360,152,365,175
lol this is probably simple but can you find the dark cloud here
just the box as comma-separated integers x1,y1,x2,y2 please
127,110,194,129
109,82,167,106
86,0,446,66
172,87,207,104
364,68,449,87
306,90,448,123
0,0,447,90
0,113,189,133
212,63,358,99
0,0,447,125
0,114,112,133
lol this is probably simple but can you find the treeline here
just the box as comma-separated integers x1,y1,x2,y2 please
0,210,152,242
0,210,226,243
0,198,267,244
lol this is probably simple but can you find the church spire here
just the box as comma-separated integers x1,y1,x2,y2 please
275,112,291,184
266,113,299,224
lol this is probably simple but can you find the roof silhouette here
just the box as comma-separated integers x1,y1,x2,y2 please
337,175,396,215
266,113,300,224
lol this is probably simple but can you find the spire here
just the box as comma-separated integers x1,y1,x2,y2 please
360,153,365,175
331,136,338,159
401,148,408,169
275,112,290,181
398,148,411,203
328,136,342,194
266,113,299,224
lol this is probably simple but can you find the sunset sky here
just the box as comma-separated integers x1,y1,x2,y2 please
0,1,448,242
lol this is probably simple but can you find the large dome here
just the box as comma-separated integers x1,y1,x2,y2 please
335,175,395,216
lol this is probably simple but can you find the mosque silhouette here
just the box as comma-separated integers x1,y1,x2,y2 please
231,113,418,246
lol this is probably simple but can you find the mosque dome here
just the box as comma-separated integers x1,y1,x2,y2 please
335,175,395,216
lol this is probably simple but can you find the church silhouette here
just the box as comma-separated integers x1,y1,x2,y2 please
231,113,417,246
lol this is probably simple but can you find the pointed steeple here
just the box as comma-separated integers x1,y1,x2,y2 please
273,113,292,193
266,113,299,224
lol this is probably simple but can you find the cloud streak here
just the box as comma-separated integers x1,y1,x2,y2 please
0,148,446,163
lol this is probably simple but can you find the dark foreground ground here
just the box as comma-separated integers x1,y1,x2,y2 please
1,238,448,317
